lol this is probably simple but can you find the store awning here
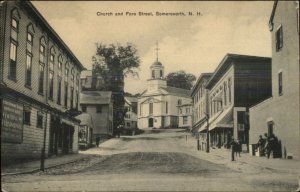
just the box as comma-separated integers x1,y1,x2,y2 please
198,107,233,133
209,107,233,131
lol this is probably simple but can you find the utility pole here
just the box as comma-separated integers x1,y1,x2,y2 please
206,113,210,153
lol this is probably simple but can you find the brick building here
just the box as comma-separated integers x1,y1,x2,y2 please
0,1,85,165
249,1,299,159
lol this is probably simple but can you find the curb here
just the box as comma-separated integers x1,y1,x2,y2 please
1,157,85,176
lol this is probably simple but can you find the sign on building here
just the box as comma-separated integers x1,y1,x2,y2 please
1,99,23,143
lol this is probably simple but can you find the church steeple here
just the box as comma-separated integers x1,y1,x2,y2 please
150,42,164,79
147,42,167,91
155,41,159,62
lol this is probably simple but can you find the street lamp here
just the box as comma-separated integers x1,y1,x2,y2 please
205,113,210,153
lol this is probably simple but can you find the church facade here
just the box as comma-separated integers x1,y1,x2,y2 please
137,60,192,129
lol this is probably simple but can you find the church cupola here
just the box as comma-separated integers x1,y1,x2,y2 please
150,42,164,79
147,42,167,91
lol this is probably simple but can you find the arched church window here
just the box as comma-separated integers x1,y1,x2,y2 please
160,70,163,78
152,70,155,78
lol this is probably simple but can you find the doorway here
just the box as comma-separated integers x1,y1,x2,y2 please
148,118,153,127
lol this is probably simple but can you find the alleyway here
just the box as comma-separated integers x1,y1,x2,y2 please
2,129,299,191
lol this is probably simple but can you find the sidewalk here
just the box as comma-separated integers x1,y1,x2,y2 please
1,153,88,176
184,135,300,175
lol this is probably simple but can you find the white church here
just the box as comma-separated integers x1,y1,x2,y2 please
137,53,192,129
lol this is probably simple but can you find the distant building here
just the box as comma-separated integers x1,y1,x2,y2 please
191,73,212,150
138,59,192,129
249,1,300,159
124,97,138,134
200,54,271,149
76,113,94,149
0,1,85,164
178,102,193,129
80,91,113,139
80,70,93,90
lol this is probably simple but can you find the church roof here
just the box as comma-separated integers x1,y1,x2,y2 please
161,86,191,98
151,61,163,67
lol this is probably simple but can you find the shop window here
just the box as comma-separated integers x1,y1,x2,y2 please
37,112,43,128
23,111,31,125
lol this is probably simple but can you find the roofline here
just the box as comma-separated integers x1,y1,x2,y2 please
191,72,213,95
268,1,278,31
23,1,86,71
206,53,271,89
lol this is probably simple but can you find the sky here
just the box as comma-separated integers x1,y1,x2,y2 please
32,1,274,94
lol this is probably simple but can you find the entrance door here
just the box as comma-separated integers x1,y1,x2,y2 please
148,118,153,127
268,121,274,136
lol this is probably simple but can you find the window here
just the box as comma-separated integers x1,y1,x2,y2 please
70,87,74,109
64,83,68,108
58,56,62,77
65,67,69,82
160,70,163,78
166,102,168,114
276,25,283,51
39,44,45,64
37,112,43,128
149,103,153,115
49,73,54,100
82,106,87,112
38,64,44,95
57,78,62,105
224,83,227,106
278,72,283,95
96,105,102,113
186,107,190,114
25,54,32,87
297,6,299,34
183,116,188,125
23,110,31,125
75,91,79,110
9,42,17,80
178,99,182,106
179,108,182,114
228,78,232,103
152,70,155,78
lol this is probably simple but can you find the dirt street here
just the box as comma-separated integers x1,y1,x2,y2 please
1,129,299,191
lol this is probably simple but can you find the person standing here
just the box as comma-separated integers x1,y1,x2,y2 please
230,138,236,161
96,137,100,147
235,139,242,157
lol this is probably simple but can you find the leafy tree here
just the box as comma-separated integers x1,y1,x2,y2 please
166,70,196,90
91,43,140,134
91,43,140,90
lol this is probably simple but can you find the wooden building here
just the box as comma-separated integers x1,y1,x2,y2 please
0,1,85,165
249,1,299,159
199,54,272,149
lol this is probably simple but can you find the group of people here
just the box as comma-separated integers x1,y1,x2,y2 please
256,133,281,158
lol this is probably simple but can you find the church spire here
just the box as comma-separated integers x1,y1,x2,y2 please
155,41,160,62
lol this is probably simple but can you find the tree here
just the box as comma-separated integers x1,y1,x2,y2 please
91,43,140,90
91,43,140,135
166,70,196,90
